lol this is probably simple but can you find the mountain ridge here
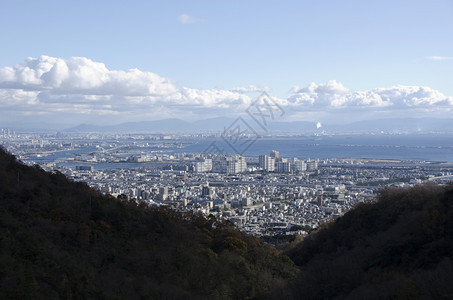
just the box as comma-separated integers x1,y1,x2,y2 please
64,117,453,133
2,117,453,134
279,182,453,299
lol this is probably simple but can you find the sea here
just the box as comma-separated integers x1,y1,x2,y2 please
23,134,453,170
175,134,453,162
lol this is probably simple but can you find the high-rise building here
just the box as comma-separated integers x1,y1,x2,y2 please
316,196,324,206
201,184,214,198
306,159,318,171
270,150,279,159
158,187,168,201
195,159,212,173
226,155,247,174
292,159,307,172
276,161,291,173
241,197,252,206
259,155,275,172
212,158,228,173
259,155,266,169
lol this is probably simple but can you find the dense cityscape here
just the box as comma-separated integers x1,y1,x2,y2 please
2,129,452,237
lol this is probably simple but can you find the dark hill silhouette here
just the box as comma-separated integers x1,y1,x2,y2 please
0,146,297,299
278,183,453,299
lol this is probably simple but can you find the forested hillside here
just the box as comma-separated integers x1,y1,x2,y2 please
280,182,453,299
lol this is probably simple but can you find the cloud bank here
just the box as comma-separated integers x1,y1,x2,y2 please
288,80,453,111
0,56,252,121
0,56,452,125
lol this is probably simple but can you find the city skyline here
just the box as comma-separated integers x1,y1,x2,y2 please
0,1,452,126
3,130,452,236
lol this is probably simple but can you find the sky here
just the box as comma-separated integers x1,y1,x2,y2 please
0,0,452,128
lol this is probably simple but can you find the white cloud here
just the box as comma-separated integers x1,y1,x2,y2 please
177,13,204,24
0,56,178,96
428,56,453,61
0,55,252,121
288,80,453,111
0,89,39,106
1,55,452,125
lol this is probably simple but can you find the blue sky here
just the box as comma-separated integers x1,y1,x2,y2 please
0,0,452,126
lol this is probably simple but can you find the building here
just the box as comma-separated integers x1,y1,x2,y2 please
276,161,291,173
201,184,215,198
128,155,148,162
212,158,228,173
292,159,307,172
306,159,318,171
158,187,168,201
241,197,252,206
226,155,247,174
270,150,279,160
194,159,212,173
259,155,275,172
75,165,94,172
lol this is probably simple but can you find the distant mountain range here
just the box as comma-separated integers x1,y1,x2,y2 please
2,117,453,134
65,117,453,134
